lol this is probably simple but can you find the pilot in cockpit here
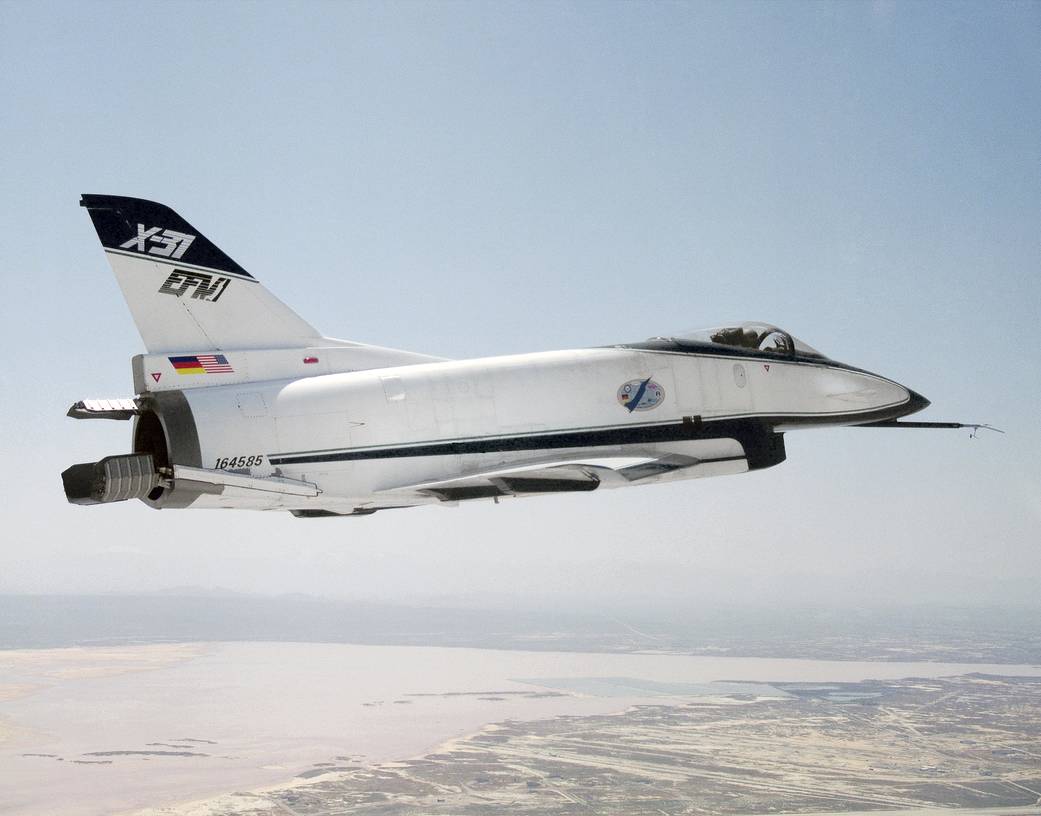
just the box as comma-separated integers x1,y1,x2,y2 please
757,330,792,354
710,326,761,349
710,326,793,354
671,323,821,358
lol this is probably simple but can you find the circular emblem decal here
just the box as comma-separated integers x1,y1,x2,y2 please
617,378,664,412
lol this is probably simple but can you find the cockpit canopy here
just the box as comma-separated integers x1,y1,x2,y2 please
656,323,824,358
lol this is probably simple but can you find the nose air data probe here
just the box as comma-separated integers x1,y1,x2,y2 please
62,195,994,517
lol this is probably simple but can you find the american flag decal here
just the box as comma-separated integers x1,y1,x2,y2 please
169,354,235,375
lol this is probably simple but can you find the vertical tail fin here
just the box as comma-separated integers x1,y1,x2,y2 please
80,194,322,353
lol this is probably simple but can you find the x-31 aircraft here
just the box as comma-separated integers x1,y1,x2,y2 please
63,195,991,517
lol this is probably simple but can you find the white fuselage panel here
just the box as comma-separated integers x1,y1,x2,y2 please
173,347,911,512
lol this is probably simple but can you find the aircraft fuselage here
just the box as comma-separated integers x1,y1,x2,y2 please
128,342,924,514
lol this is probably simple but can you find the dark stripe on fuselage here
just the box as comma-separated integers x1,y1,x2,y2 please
267,395,915,468
268,418,729,465
266,398,923,472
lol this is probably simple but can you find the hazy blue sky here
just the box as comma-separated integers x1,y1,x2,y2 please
1,1,1037,606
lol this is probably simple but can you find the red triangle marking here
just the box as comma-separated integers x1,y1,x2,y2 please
764,364,770,372
151,372,162,382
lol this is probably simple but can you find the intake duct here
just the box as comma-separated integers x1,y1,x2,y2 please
62,453,160,505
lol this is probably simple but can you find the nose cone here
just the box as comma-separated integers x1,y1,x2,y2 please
818,365,931,423
902,388,930,417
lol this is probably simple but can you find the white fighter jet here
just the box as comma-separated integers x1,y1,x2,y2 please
62,195,991,517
